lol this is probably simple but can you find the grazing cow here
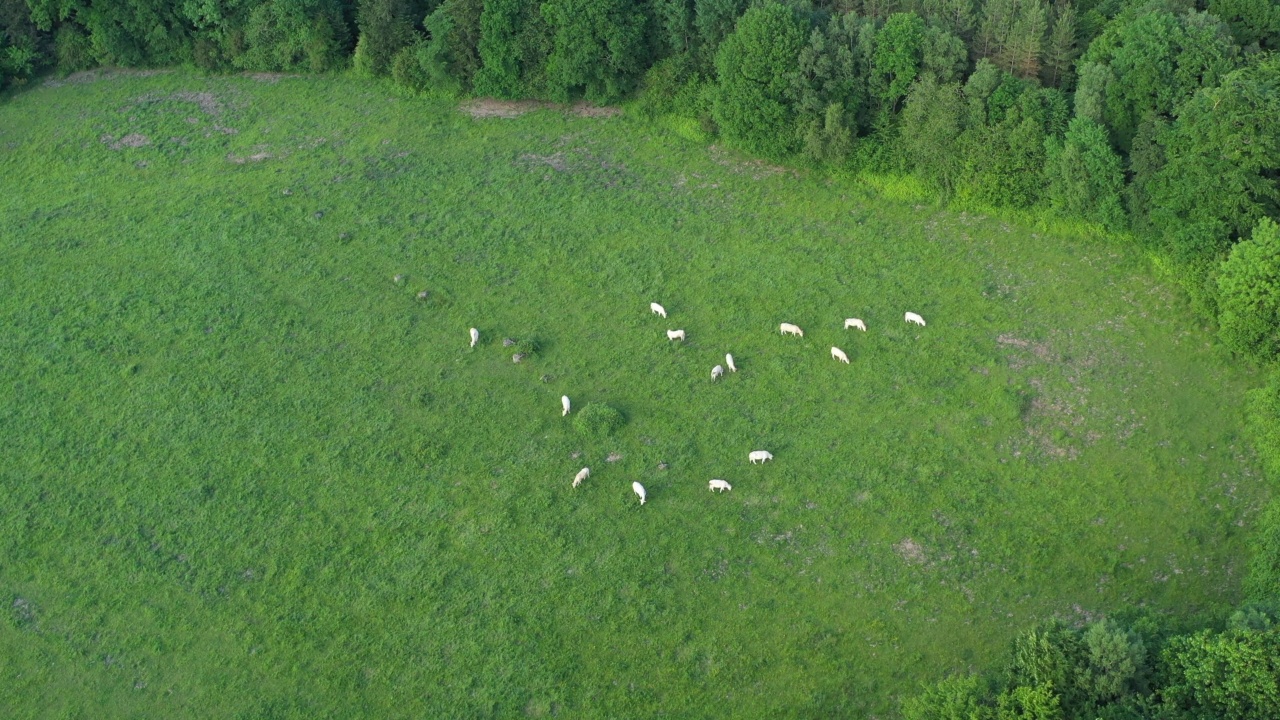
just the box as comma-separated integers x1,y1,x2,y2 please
712,365,724,381
726,353,736,372
650,302,667,318
749,450,773,464
561,395,571,416
573,467,590,488
709,479,732,492
780,323,804,337
667,329,685,341
905,312,926,327
844,318,867,331
831,347,850,364
469,327,479,347
632,481,647,505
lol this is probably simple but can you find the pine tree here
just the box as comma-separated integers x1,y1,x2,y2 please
976,0,1017,62
1042,1,1078,87
1003,0,1046,79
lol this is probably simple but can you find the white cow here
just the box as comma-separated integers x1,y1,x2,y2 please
667,329,685,341
469,327,479,347
726,353,737,372
780,323,804,337
650,302,667,318
749,450,773,464
573,467,590,488
905,312,926,327
632,481,647,505
831,347,850,364
844,318,867,331
561,395,571,416
709,479,732,492
712,365,724,381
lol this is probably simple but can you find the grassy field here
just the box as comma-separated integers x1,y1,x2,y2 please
0,69,1268,718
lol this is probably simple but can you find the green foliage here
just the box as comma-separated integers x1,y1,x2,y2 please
994,684,1062,719
976,0,1050,79
27,0,192,67
1083,7,1240,151
52,22,93,72
1010,621,1087,708
1148,55,1280,268
802,101,854,164
899,76,966,194
1245,497,1280,603
1044,117,1126,230
789,13,869,153
921,24,969,83
902,673,990,720
694,0,749,66
236,0,353,72
919,0,978,42
1206,0,1280,49
712,1,806,157
1217,218,1280,361
353,0,421,77
963,85,1068,207
871,12,927,109
541,0,649,102
473,0,551,98
1042,0,1078,88
1160,627,1280,720
1081,620,1148,704
572,402,625,438
414,0,484,92
653,0,695,55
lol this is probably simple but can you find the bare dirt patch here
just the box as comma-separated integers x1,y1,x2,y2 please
894,538,927,565
44,68,171,88
569,102,622,118
101,133,151,150
462,98,622,120
168,91,222,117
708,144,797,180
462,99,554,119
243,72,299,84
226,151,273,164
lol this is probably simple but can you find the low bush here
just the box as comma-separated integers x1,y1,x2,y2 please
573,402,624,439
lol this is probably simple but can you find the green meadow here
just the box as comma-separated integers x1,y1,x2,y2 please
0,70,1267,718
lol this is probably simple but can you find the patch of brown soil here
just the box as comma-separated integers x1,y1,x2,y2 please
569,102,622,118
44,68,171,88
226,151,272,164
461,99,554,119
894,538,926,564
243,72,299,83
101,133,150,150
708,144,797,180
462,98,623,119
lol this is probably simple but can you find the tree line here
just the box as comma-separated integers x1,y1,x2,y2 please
2,0,1279,716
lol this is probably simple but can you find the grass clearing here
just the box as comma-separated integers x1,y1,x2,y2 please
0,71,1268,718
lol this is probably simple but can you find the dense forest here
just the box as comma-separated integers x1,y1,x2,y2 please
3,0,1279,716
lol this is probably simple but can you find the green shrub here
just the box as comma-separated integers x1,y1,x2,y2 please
901,674,989,720
712,1,806,158
52,23,93,74
572,402,624,438
1160,627,1280,720
1044,117,1127,231
1246,500,1280,605
236,0,352,73
353,0,420,77
1247,368,1280,481
1218,218,1280,362
473,0,551,98
541,0,649,102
